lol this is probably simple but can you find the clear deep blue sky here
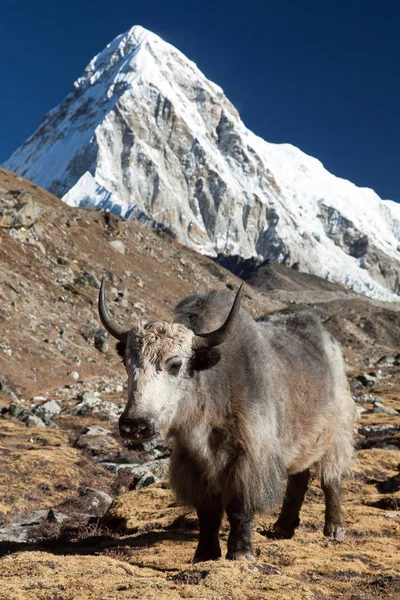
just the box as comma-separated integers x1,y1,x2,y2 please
1,0,399,201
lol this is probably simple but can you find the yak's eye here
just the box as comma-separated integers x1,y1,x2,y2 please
167,359,182,376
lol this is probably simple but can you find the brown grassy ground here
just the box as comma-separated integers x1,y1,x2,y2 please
0,448,399,600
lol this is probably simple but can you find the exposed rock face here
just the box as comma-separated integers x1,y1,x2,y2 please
3,26,400,300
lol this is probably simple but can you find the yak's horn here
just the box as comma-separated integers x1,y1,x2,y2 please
98,277,129,342
193,283,244,350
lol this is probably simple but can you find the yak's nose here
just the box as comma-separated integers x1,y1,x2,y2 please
119,415,157,441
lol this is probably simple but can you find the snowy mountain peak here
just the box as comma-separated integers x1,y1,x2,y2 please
3,26,400,301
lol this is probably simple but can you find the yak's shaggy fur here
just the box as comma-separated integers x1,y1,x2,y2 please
111,288,356,559
168,292,355,513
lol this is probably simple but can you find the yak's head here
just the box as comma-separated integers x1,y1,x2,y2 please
98,278,243,442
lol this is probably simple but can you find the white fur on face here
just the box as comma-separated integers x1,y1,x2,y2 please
123,321,196,433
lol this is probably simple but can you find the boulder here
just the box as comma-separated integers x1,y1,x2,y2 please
33,400,61,424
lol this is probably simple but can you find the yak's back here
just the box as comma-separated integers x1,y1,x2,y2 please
173,289,255,336
256,309,344,378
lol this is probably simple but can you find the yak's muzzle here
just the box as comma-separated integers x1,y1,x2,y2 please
119,415,158,441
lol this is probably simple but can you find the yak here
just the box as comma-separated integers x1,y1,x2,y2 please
98,278,355,562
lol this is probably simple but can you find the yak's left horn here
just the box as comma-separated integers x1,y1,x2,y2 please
98,277,129,342
193,283,244,350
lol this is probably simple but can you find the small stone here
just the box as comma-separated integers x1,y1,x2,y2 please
356,373,377,387
373,404,399,416
78,323,109,353
109,240,126,254
25,415,46,428
69,371,79,381
17,202,42,226
360,394,383,404
355,406,366,418
135,470,159,489
47,509,70,525
74,426,118,455
359,424,399,437
375,356,395,367
64,392,122,422
133,302,146,314
56,488,113,518
78,487,113,512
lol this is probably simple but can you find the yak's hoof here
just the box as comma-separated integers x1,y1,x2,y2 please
193,549,221,563
324,523,345,542
265,524,296,540
226,550,255,561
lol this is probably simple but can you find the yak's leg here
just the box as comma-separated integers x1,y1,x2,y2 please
269,469,310,539
193,494,224,563
226,498,255,561
322,478,345,542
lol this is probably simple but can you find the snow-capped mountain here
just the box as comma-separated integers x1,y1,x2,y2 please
4,25,400,300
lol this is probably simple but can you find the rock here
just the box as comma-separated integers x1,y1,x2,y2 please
69,371,80,381
65,392,122,422
94,450,142,466
8,401,47,427
25,415,46,428
381,444,400,450
375,356,395,367
356,406,366,418
16,202,43,227
0,509,53,543
97,382,124,394
350,377,364,393
110,465,160,489
359,394,384,404
359,424,399,438
144,458,169,481
78,487,113,514
109,240,126,254
0,202,42,230
33,400,61,424
0,524,30,543
126,435,165,453
129,273,144,288
56,487,113,518
47,509,70,525
0,341,12,356
133,301,146,314
133,469,160,489
12,510,49,526
0,373,19,402
356,373,377,387
377,474,400,494
103,458,168,491
74,426,118,455
73,270,100,289
78,323,109,353
372,402,399,416
8,401,30,421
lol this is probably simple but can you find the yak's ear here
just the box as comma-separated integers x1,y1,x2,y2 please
191,347,221,372
116,341,126,359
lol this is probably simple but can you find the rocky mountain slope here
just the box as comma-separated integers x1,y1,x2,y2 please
4,25,400,301
0,170,399,599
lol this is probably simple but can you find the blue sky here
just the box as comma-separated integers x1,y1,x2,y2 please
1,0,399,201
